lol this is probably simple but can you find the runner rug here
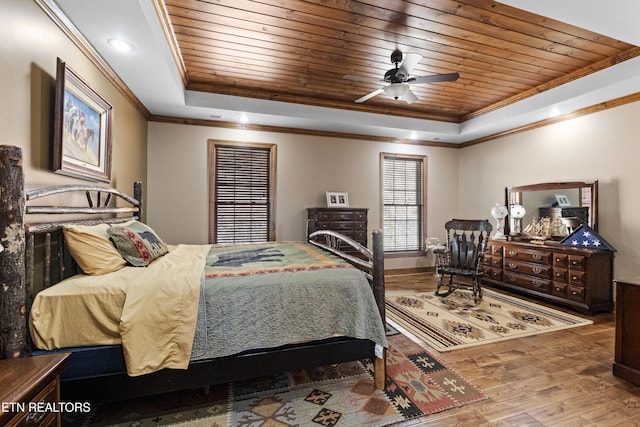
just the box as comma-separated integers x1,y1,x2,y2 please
386,288,593,353
69,328,486,426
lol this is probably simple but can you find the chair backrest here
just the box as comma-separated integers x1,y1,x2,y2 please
444,219,493,271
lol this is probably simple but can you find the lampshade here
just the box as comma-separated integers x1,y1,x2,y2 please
510,204,526,219
491,203,508,219
384,83,410,100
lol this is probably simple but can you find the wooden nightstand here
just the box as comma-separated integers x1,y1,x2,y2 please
0,353,70,426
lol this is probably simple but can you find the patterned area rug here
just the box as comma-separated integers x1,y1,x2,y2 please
386,288,593,352
71,329,486,426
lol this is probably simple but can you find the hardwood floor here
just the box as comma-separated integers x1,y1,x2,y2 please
385,272,640,426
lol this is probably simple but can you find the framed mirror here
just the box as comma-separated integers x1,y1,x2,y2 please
505,181,598,237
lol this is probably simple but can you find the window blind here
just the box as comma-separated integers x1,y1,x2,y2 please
214,145,271,244
382,155,424,252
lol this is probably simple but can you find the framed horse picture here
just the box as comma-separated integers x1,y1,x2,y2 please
53,58,113,182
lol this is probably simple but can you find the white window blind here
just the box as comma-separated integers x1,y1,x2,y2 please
382,155,424,252
214,145,272,244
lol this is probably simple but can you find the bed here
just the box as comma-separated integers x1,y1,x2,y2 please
0,145,387,403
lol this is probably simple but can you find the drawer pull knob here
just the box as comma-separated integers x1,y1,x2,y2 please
26,411,47,423
533,254,542,260
572,291,578,295
508,263,517,269
532,267,542,274
508,250,518,256
572,276,578,280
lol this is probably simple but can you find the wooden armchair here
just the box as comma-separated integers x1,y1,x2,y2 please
434,219,493,303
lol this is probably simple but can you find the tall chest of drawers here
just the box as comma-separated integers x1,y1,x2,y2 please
306,208,368,250
483,240,613,315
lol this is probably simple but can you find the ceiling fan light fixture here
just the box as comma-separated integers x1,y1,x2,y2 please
384,83,409,100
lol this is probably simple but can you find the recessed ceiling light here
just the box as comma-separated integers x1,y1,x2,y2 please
238,114,249,124
107,38,134,52
409,131,418,140
549,106,562,118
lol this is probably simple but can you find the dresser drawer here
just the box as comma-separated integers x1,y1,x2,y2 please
569,270,586,286
553,253,568,267
484,267,502,281
5,379,57,427
568,285,586,302
569,255,586,271
483,255,502,268
552,282,567,298
504,246,552,264
353,211,366,221
318,221,354,231
553,267,568,282
504,273,551,293
504,260,551,279
318,211,360,221
353,230,366,242
488,243,503,255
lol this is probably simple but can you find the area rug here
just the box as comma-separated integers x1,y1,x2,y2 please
386,288,593,353
70,329,486,426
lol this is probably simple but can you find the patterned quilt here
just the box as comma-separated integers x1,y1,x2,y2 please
190,242,387,360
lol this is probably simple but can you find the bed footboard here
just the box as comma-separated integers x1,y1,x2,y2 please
308,229,386,389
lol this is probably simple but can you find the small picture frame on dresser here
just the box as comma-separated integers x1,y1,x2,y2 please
554,194,571,207
326,191,349,207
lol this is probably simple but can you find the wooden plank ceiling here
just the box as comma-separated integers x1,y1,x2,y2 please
162,0,639,123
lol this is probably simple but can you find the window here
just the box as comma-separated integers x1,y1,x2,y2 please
208,141,276,244
381,153,426,253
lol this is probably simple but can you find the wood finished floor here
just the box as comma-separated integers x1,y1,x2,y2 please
385,273,640,427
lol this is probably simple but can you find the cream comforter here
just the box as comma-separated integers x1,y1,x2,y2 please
30,244,210,376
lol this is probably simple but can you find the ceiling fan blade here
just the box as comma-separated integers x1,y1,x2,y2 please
402,89,419,104
408,72,460,84
355,87,384,103
396,52,422,80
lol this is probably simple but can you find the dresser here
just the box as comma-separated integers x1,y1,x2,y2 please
307,207,368,250
613,278,640,385
483,239,613,315
0,353,70,426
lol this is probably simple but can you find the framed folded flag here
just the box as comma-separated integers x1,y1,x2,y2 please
559,224,616,251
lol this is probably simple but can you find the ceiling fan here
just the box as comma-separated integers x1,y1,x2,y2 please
349,49,459,104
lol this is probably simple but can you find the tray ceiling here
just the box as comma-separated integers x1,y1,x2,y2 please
52,0,640,144
165,0,636,123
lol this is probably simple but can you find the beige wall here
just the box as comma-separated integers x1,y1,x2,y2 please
146,122,460,269
1,0,147,196
458,101,640,281
148,99,640,278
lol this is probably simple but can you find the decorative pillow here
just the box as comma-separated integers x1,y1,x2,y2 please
63,224,127,275
107,221,169,267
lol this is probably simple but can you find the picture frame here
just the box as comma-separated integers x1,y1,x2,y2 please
554,194,571,207
326,191,349,207
53,58,113,182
